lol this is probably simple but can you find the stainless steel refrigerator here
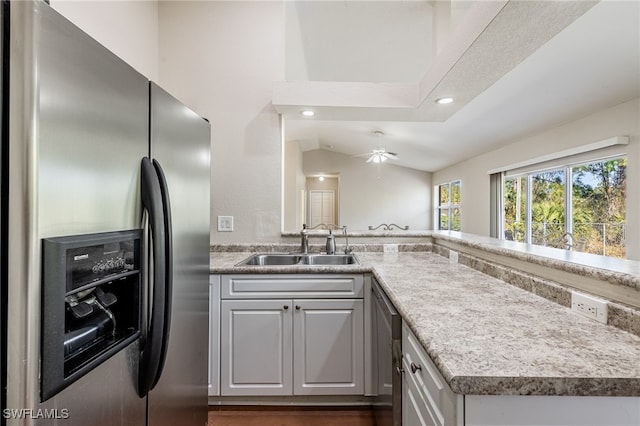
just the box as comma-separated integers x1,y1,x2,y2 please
1,1,210,425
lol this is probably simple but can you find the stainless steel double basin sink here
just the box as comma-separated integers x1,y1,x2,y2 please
237,253,359,266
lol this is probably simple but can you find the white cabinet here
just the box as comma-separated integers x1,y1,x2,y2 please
220,299,293,395
213,274,365,397
403,362,432,426
402,320,640,426
402,322,462,426
209,275,220,396
465,395,640,425
293,299,364,395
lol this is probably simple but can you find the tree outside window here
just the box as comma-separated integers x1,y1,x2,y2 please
572,158,626,258
531,169,565,248
503,157,626,258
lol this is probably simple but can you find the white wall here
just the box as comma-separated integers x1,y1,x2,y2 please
302,150,432,231
433,98,640,260
50,0,159,81
157,1,285,244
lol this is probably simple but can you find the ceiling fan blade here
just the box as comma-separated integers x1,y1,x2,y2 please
355,149,400,163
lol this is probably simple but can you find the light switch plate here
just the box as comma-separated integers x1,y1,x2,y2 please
217,216,234,232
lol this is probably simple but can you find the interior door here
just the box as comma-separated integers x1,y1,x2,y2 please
309,190,335,227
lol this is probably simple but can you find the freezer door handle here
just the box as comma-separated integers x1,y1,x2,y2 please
138,157,173,397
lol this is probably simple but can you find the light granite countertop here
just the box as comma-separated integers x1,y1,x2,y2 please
209,250,640,397
431,231,640,291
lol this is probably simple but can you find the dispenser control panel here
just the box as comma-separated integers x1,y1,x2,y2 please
41,229,142,402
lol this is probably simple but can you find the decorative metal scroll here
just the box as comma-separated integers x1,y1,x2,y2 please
368,224,409,231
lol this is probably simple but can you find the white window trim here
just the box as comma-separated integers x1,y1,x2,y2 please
501,156,626,252
435,180,461,231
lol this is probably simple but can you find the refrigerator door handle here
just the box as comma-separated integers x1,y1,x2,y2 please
138,157,168,397
150,158,173,389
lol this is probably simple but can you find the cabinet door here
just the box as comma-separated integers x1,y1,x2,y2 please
220,300,292,395
402,322,460,426
403,368,430,426
293,299,364,395
209,275,221,396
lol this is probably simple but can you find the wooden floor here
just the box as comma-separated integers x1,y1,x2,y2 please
208,406,376,426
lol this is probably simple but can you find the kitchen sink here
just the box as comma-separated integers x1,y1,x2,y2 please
238,254,303,266
301,254,359,265
236,253,359,266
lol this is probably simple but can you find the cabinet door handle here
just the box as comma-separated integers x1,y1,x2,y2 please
410,362,422,374
295,305,301,310
283,305,289,310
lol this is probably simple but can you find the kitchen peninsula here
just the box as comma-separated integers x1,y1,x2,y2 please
210,232,640,424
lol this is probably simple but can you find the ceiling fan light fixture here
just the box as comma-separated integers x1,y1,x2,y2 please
367,153,387,163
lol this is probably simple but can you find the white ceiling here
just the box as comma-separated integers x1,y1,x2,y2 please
279,0,640,172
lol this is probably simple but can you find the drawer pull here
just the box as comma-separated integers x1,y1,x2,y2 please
295,305,301,310
410,362,422,374
284,305,289,310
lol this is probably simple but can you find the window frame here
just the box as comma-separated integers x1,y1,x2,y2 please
501,155,627,256
435,180,461,231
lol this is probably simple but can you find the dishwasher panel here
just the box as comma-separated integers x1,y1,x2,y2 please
372,279,402,426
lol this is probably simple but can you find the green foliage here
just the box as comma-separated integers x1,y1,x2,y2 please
503,158,626,258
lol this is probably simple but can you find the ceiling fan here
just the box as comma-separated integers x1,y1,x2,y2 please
360,148,399,163
352,131,399,164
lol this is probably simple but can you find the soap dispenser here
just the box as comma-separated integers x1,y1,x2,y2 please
325,229,336,255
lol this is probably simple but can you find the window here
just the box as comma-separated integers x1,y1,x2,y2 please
502,157,626,258
436,180,461,231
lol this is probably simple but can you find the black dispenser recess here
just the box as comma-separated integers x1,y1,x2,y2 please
40,230,142,401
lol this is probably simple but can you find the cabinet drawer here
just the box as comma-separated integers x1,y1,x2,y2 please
402,322,457,426
221,274,364,299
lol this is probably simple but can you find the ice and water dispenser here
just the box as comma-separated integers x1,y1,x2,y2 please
40,230,142,401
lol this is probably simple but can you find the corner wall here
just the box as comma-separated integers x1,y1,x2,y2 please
158,1,286,244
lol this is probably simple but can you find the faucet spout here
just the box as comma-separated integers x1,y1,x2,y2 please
325,229,336,255
560,231,586,252
300,224,309,254
342,226,352,254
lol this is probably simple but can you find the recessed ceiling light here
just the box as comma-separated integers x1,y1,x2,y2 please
300,110,315,117
435,97,454,105
318,176,325,182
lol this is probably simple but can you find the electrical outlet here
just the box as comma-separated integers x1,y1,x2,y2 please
383,244,398,253
571,291,608,324
217,216,234,232
449,250,459,264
